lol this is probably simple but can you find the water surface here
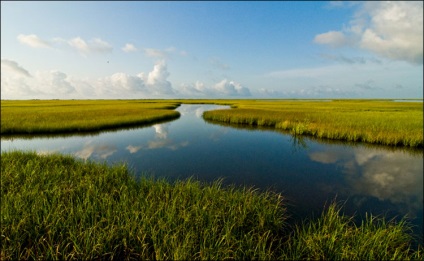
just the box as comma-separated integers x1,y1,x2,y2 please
2,104,423,245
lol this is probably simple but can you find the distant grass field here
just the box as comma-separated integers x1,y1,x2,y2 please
0,100,180,135
1,151,422,260
203,99,424,147
1,99,423,147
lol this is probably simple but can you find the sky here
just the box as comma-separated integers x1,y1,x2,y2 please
1,1,423,99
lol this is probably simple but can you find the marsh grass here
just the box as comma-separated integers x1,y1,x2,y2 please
279,203,423,260
1,151,422,260
1,100,180,135
202,99,423,147
2,99,423,147
1,151,285,260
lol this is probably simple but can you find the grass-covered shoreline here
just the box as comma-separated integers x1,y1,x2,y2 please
1,151,422,260
1,99,422,147
203,99,423,147
0,100,180,135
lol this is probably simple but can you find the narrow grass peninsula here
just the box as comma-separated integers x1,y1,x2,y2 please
203,99,423,147
0,100,180,135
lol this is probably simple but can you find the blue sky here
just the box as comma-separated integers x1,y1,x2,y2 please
1,1,423,99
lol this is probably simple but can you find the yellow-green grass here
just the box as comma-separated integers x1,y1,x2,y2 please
2,99,423,147
1,100,180,135
1,151,422,260
202,99,423,147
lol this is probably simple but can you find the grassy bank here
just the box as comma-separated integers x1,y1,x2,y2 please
3,99,421,147
0,100,180,135
1,151,421,260
203,99,423,147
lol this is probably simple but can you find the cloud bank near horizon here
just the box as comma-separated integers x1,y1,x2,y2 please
1,58,251,99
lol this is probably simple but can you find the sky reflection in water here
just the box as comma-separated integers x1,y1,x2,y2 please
1,104,422,245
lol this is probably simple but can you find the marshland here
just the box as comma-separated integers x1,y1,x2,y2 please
1,99,423,260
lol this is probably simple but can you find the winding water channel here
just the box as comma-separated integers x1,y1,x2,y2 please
2,104,423,245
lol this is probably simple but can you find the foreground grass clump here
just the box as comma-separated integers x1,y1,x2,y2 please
203,99,423,147
1,151,422,260
0,100,180,135
1,151,285,260
280,204,423,260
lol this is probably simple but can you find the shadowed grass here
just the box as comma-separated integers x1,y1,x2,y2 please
1,100,180,135
279,203,423,260
1,151,422,260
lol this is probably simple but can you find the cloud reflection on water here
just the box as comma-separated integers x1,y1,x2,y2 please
309,146,423,216
74,141,117,160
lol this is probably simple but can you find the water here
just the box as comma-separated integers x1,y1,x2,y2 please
2,104,423,245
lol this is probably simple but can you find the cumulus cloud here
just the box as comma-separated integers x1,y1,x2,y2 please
122,43,138,52
1,60,80,99
35,70,76,95
315,1,423,64
179,81,209,97
1,59,32,77
213,79,251,96
88,60,177,98
17,34,51,48
178,79,251,98
1,57,250,99
145,60,175,95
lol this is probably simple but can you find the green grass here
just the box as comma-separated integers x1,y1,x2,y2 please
0,100,180,135
202,99,424,147
3,99,421,147
1,151,422,260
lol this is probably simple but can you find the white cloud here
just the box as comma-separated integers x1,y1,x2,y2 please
122,43,138,52
144,47,186,60
314,31,349,47
75,142,117,160
144,48,169,59
180,81,208,96
308,146,423,215
126,145,143,154
1,58,251,99
213,79,251,97
315,1,423,64
1,59,32,77
17,34,113,55
17,34,51,48
68,37,90,53
68,37,113,54
34,70,76,95
178,79,251,98
1,60,80,99
145,60,175,95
